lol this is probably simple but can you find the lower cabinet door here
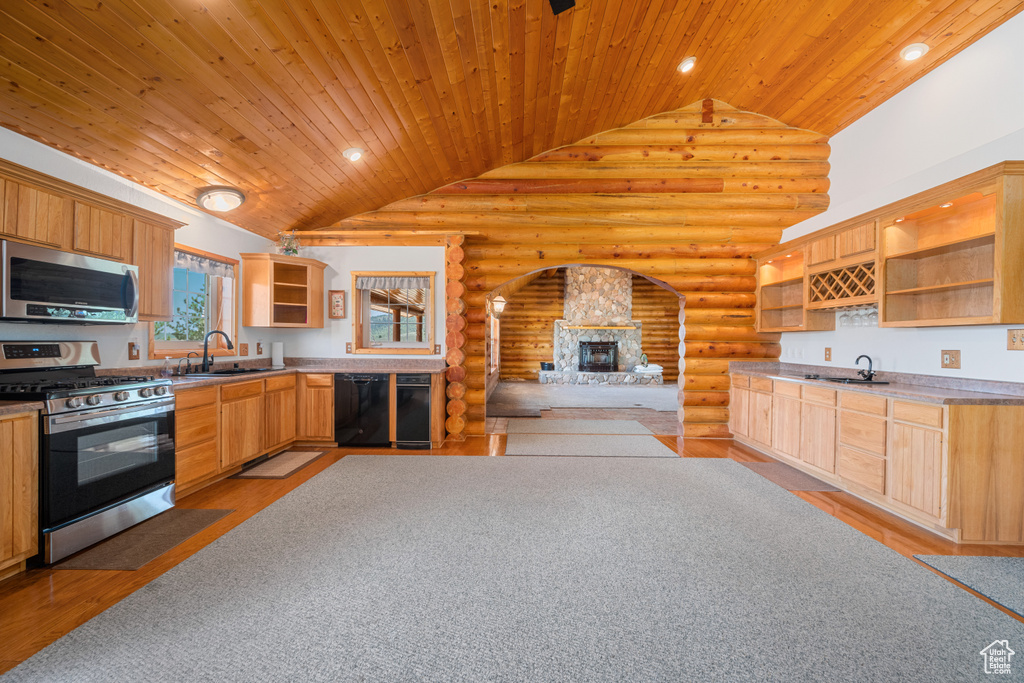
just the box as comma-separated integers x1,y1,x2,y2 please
890,423,944,519
748,391,773,446
800,403,836,473
221,396,264,468
264,388,296,451
729,387,749,438
176,440,220,489
0,413,38,567
772,396,802,459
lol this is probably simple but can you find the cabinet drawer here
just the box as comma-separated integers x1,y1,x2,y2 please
839,446,885,494
303,373,333,388
802,385,837,406
840,391,887,416
774,381,801,398
265,374,297,392
731,374,750,388
749,376,773,392
893,401,943,429
176,440,220,488
807,235,836,266
175,386,218,410
175,405,218,449
221,380,264,401
839,411,887,455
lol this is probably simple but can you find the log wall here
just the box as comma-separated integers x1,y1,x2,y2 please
499,270,565,381
631,276,682,382
332,100,831,438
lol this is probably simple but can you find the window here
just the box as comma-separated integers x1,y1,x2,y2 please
352,271,434,354
149,246,238,359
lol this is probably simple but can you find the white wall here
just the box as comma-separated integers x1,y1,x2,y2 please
0,127,275,369
779,12,1024,381
271,246,446,359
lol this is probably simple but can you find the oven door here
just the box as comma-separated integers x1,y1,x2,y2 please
41,400,175,531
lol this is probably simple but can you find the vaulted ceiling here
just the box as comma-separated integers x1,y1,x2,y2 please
0,0,1020,238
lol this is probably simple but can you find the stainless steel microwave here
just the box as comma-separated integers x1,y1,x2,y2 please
1,240,139,324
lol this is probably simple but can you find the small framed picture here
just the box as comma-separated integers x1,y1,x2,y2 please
328,290,346,319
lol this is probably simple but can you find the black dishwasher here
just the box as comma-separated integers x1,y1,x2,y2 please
334,374,390,446
396,374,432,449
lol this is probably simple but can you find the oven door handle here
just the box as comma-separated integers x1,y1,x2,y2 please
46,399,175,435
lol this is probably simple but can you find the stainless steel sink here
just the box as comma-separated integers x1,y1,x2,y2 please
183,368,274,377
821,377,890,385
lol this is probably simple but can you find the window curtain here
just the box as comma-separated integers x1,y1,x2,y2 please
356,275,430,289
174,250,235,279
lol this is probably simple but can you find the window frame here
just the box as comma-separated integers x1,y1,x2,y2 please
148,244,239,360
351,271,435,355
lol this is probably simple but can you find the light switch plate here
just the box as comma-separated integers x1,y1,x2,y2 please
127,341,140,361
824,347,832,361
941,349,961,369
256,342,263,355
239,343,249,356
1008,330,1024,350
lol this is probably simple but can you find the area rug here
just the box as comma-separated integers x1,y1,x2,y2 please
504,433,677,456
55,508,233,571
914,555,1024,618
485,405,542,418
739,460,841,491
231,450,326,479
7,457,1023,682
506,418,653,435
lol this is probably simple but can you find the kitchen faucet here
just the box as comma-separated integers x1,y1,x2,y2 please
201,330,234,373
855,354,875,381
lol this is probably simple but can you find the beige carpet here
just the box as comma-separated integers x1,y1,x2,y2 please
233,450,326,479
739,461,840,491
504,433,677,457
506,418,653,435
56,508,232,571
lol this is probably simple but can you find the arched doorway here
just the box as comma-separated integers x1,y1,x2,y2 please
481,264,685,439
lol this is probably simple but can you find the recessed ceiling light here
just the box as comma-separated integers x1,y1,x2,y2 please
343,147,364,162
900,43,929,61
895,217,905,223
678,56,696,73
196,187,245,212
940,202,953,208
766,260,773,264
785,254,792,258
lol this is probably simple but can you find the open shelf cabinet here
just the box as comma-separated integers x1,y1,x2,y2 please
755,250,834,332
241,253,327,328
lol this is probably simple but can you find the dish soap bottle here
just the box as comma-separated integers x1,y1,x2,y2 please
159,356,174,379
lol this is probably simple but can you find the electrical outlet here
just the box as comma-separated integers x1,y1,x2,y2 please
346,342,352,353
1008,330,1024,350
127,341,140,361
256,342,263,355
824,347,832,361
239,343,249,356
941,349,961,369
434,344,441,354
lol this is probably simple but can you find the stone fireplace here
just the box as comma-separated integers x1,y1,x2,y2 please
539,267,662,385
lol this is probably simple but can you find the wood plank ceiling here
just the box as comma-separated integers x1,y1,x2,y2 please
0,0,1020,238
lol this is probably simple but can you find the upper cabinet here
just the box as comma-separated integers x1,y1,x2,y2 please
756,161,1024,331
132,220,176,321
240,253,327,328
1,179,73,249
73,202,134,262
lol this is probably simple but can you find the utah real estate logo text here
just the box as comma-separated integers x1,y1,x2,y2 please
980,640,1014,675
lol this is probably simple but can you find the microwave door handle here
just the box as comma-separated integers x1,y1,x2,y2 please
126,269,139,319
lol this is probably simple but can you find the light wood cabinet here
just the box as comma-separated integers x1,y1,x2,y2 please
772,393,801,459
0,412,38,577
748,385,773,447
132,219,175,321
889,423,944,520
807,235,835,266
728,378,749,438
73,201,133,262
1,179,73,249
220,393,264,468
800,402,836,473
297,374,334,440
264,375,297,451
240,253,327,328
174,386,220,489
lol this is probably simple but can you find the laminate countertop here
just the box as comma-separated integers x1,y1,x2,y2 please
170,362,445,390
0,400,45,416
731,364,1024,406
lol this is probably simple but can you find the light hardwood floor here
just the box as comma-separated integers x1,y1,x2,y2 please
0,415,1021,674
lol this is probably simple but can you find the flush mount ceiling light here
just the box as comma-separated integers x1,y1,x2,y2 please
900,43,929,61
196,187,245,212
342,147,364,162
678,56,696,73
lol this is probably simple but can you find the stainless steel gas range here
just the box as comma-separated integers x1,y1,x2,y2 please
0,341,176,563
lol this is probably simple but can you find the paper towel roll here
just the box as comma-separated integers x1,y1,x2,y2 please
271,342,284,369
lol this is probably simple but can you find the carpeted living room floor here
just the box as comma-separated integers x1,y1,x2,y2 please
4,455,1021,682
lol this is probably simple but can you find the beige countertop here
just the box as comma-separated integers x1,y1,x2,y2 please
170,362,445,390
733,367,1024,405
0,399,45,416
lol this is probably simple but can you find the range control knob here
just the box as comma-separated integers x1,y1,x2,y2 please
154,386,168,397
86,394,102,406
113,391,130,402
65,397,84,409
139,387,154,398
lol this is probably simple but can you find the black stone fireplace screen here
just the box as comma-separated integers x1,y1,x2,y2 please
579,341,618,372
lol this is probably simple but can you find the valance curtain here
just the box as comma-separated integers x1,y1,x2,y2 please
174,250,235,279
356,276,430,290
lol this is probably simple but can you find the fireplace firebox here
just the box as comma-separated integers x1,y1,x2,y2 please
579,341,618,372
